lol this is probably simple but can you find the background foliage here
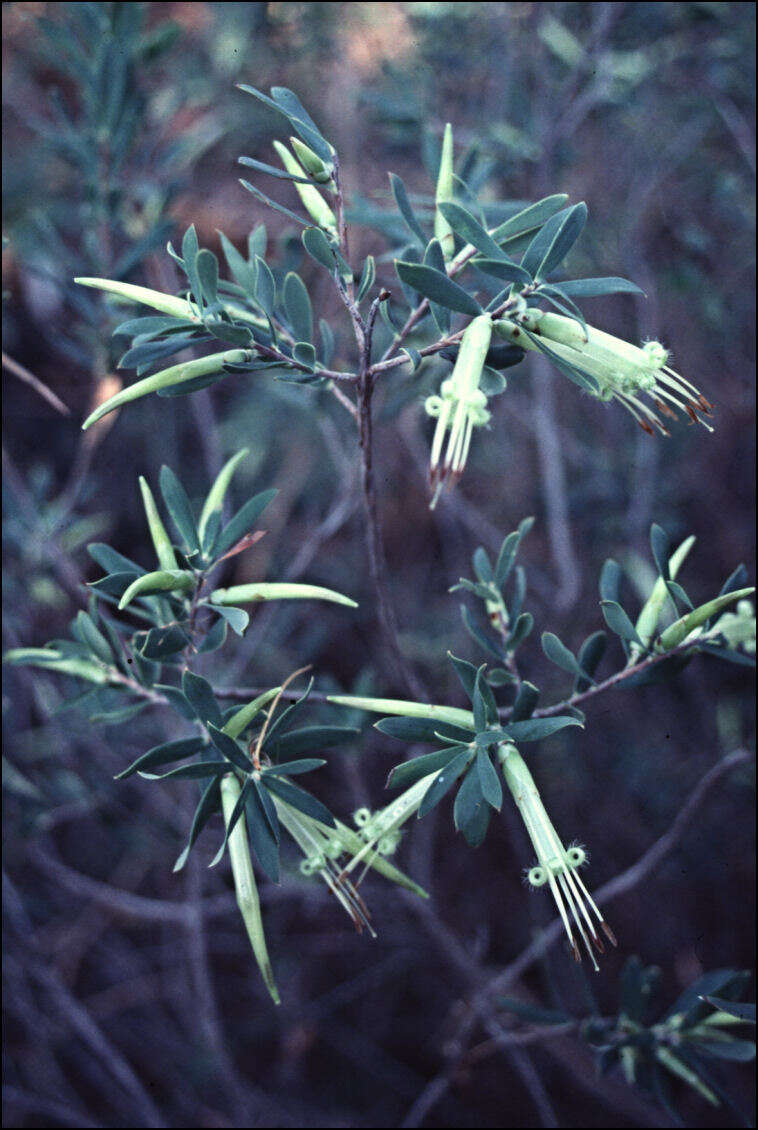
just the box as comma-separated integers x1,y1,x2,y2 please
2,3,755,1127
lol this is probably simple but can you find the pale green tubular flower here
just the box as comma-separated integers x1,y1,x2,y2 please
498,743,616,970
425,313,493,507
272,787,428,937
495,311,714,437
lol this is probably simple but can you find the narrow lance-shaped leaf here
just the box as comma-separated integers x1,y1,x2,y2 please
173,778,222,872
159,465,200,553
197,448,250,544
394,260,482,316
213,488,277,559
283,272,313,343
115,737,206,780
3,648,109,684
389,173,427,247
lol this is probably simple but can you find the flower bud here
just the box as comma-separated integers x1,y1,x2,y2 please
273,140,338,236
289,136,334,184
434,123,455,261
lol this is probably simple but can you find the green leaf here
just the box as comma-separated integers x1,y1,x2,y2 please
439,200,513,261
459,604,503,660
173,778,222,871
600,558,622,604
501,716,583,741
262,774,335,827
473,257,533,286
118,569,195,610
283,272,313,343
207,723,253,772
244,782,280,882
418,749,473,817
292,342,316,370
75,611,113,664
213,488,277,558
182,670,223,728
386,746,466,790
196,249,219,305
262,759,326,777
207,604,249,637
702,998,756,1024
521,203,587,280
476,747,502,810
217,231,257,294
238,153,313,184
240,179,308,228
266,725,358,759
375,715,474,744
196,617,227,654
357,255,376,303
394,261,481,315
575,631,607,692
690,1037,755,1062
159,465,199,553
302,225,338,272
601,601,645,647
88,542,145,576
210,582,357,608
270,86,333,163
140,761,230,781
490,194,569,243
558,277,644,298
511,681,540,721
508,612,533,651
453,763,487,837
446,652,478,703
139,624,189,660
389,173,427,246
541,631,587,679
115,737,206,780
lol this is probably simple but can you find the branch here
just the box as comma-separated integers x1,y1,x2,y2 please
3,351,71,415
401,748,751,1127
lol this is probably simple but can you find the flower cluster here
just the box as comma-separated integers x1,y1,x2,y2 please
496,312,714,436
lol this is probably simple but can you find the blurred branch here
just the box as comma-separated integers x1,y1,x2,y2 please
2,351,71,415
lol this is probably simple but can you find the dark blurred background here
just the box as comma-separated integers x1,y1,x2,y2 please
2,3,755,1127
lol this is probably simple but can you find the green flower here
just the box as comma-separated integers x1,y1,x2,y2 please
498,743,616,970
425,314,493,506
496,311,714,436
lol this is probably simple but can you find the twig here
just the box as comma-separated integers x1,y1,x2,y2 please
401,748,751,1127
3,350,71,415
